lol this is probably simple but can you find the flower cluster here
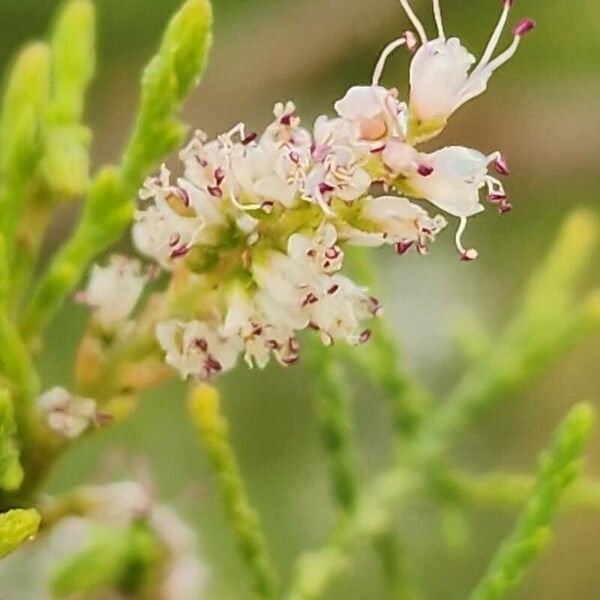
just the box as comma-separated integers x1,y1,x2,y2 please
86,0,533,381
46,482,206,599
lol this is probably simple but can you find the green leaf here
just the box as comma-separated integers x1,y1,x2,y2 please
468,403,595,600
41,0,96,197
0,508,41,558
20,0,213,342
0,43,51,247
121,0,213,188
51,522,162,598
0,390,24,492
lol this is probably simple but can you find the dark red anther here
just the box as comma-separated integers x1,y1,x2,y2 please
395,239,414,255
242,132,257,145
417,164,434,177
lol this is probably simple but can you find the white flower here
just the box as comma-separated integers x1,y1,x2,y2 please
381,139,425,177
38,387,97,439
343,196,446,255
252,144,309,208
221,288,299,369
385,1,535,140
302,274,381,346
150,506,207,600
134,165,225,266
85,481,153,525
260,101,312,153
156,320,241,380
405,146,510,218
179,129,234,198
334,86,407,142
287,223,343,275
404,146,487,218
81,255,146,331
253,247,379,348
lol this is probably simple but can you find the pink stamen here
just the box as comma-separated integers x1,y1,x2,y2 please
417,164,434,177
214,167,225,185
395,240,414,255
404,30,418,53
170,244,190,259
194,338,208,352
318,182,335,196
207,185,222,197
494,154,510,175
359,329,372,344
242,132,257,145
280,113,293,126
513,18,536,36
176,187,190,207
460,249,479,262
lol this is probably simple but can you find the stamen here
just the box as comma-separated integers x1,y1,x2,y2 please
513,18,536,37
457,35,520,105
487,151,510,175
455,216,478,261
372,37,408,86
398,0,428,44
433,0,445,39
473,0,512,75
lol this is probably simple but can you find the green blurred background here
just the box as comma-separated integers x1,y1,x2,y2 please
0,0,599,598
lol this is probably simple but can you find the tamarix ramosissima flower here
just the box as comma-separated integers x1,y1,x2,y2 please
80,0,535,382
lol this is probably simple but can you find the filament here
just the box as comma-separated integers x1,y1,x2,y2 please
398,0,428,44
473,1,511,75
433,0,445,39
372,37,407,86
454,216,478,260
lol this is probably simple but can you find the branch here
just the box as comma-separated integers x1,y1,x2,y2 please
19,0,213,344
188,384,278,599
468,403,595,600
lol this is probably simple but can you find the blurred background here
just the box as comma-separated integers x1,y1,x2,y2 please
0,0,599,598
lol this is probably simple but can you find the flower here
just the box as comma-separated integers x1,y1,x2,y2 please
134,164,227,266
221,288,300,368
287,223,344,275
343,195,446,255
126,0,529,378
334,85,407,142
37,387,97,438
156,320,241,380
79,255,146,331
375,0,536,141
47,482,208,599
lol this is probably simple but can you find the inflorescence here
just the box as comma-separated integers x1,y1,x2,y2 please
73,0,534,385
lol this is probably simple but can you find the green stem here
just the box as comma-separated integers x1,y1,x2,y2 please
286,467,419,600
373,532,424,600
310,344,358,512
468,403,595,600
444,471,600,512
188,384,277,599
